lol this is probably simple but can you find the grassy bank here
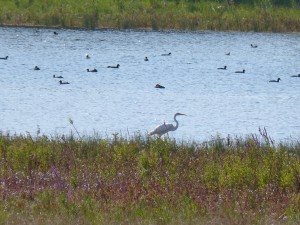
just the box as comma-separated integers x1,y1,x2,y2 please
0,129,299,224
0,0,300,32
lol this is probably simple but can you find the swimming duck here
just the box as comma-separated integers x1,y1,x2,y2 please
226,52,230,56
235,69,245,73
269,78,280,82
34,66,40,70
155,84,165,89
53,31,58,35
87,68,97,72
107,64,120,68
0,56,8,60
290,74,300,77
144,57,149,61
53,75,63,78
59,80,70,84
161,52,171,56
86,54,90,59
251,44,258,48
218,66,227,70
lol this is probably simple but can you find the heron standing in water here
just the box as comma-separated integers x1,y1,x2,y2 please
149,113,186,137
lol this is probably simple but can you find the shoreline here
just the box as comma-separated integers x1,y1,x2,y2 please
1,23,300,35
1,1,300,33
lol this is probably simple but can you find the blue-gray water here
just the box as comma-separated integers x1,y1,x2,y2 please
1,27,300,142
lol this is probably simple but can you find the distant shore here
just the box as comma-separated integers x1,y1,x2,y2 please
1,1,300,32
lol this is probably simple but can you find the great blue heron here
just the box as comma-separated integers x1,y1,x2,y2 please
149,113,186,137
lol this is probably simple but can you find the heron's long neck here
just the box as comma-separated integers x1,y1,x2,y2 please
173,115,179,130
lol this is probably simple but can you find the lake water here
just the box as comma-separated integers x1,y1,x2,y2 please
0,27,300,142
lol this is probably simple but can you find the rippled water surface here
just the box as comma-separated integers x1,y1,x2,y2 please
1,27,300,141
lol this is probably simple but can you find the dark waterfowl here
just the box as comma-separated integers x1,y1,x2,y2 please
34,66,40,70
251,44,258,48
218,66,227,70
155,84,165,89
235,69,245,73
291,74,300,77
86,54,90,59
226,52,230,56
269,78,281,82
87,68,97,72
161,52,171,56
59,80,70,84
53,75,63,78
53,31,58,35
107,64,120,68
144,57,149,61
0,56,8,60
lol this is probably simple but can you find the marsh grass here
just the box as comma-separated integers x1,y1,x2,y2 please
0,0,300,31
0,129,299,224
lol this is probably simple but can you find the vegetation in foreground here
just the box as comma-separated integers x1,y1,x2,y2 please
1,0,300,32
0,128,299,224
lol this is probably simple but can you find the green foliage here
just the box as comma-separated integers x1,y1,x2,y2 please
0,0,300,31
0,133,299,224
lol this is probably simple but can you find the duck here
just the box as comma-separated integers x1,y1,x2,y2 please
87,68,97,72
53,75,63,78
59,80,70,84
144,57,149,61
53,31,58,35
226,52,230,56
290,74,300,77
86,54,90,59
269,78,280,82
34,66,40,70
251,44,258,48
155,84,165,89
107,64,120,68
0,56,8,60
161,52,171,56
235,69,245,73
218,66,227,70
